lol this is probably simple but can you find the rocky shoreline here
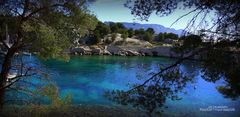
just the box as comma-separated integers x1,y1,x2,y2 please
70,45,185,58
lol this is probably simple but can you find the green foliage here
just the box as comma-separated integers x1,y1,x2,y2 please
157,33,178,42
109,22,126,33
167,33,178,39
87,33,101,45
127,28,135,37
0,0,98,60
151,42,163,46
181,35,202,48
111,33,117,42
8,84,73,117
35,84,72,108
103,33,117,44
26,24,70,60
109,23,118,33
121,31,128,41
143,32,152,42
173,34,202,54
146,28,155,35
85,21,110,45
116,23,126,29
157,33,165,42
94,22,111,38
135,28,145,36
134,28,154,42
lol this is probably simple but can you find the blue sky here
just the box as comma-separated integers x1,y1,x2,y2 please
88,0,208,30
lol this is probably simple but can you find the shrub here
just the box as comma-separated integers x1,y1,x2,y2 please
128,28,134,38
111,33,117,42
143,32,152,42
121,32,128,41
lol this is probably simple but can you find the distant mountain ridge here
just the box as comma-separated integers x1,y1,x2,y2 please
105,22,184,36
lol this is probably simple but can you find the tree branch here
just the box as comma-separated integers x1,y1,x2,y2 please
0,38,10,50
127,47,207,93
203,30,240,37
170,6,201,28
21,0,29,18
0,65,36,90
183,9,204,34
0,73,36,90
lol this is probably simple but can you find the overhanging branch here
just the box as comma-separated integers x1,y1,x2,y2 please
0,39,10,50
0,73,36,91
170,6,202,28
127,47,207,93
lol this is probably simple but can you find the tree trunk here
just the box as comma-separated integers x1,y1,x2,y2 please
0,13,23,108
0,47,17,84
0,89,5,109
0,46,18,108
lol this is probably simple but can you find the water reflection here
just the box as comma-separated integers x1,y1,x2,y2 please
1,55,240,116
107,57,240,116
106,62,196,115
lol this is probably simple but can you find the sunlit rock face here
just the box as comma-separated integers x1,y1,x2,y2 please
70,45,184,57
71,45,177,57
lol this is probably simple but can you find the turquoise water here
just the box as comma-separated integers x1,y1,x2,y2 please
41,56,174,105
4,55,240,116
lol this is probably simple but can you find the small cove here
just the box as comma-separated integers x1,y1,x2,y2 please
3,55,240,117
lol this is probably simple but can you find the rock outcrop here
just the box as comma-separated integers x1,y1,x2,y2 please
70,45,182,58
71,46,92,55
125,50,140,56
70,35,184,58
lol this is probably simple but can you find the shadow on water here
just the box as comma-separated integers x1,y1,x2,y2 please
1,55,240,117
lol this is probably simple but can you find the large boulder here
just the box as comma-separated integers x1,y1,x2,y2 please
107,46,123,55
139,47,179,57
150,47,179,57
125,50,140,56
71,48,85,55
92,48,102,55
103,50,112,55
118,51,127,56
139,48,153,56
71,46,92,55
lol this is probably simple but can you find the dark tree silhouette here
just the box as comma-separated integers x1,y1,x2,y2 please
0,0,97,106
108,0,240,115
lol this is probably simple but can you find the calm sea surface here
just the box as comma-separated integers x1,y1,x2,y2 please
4,55,240,117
